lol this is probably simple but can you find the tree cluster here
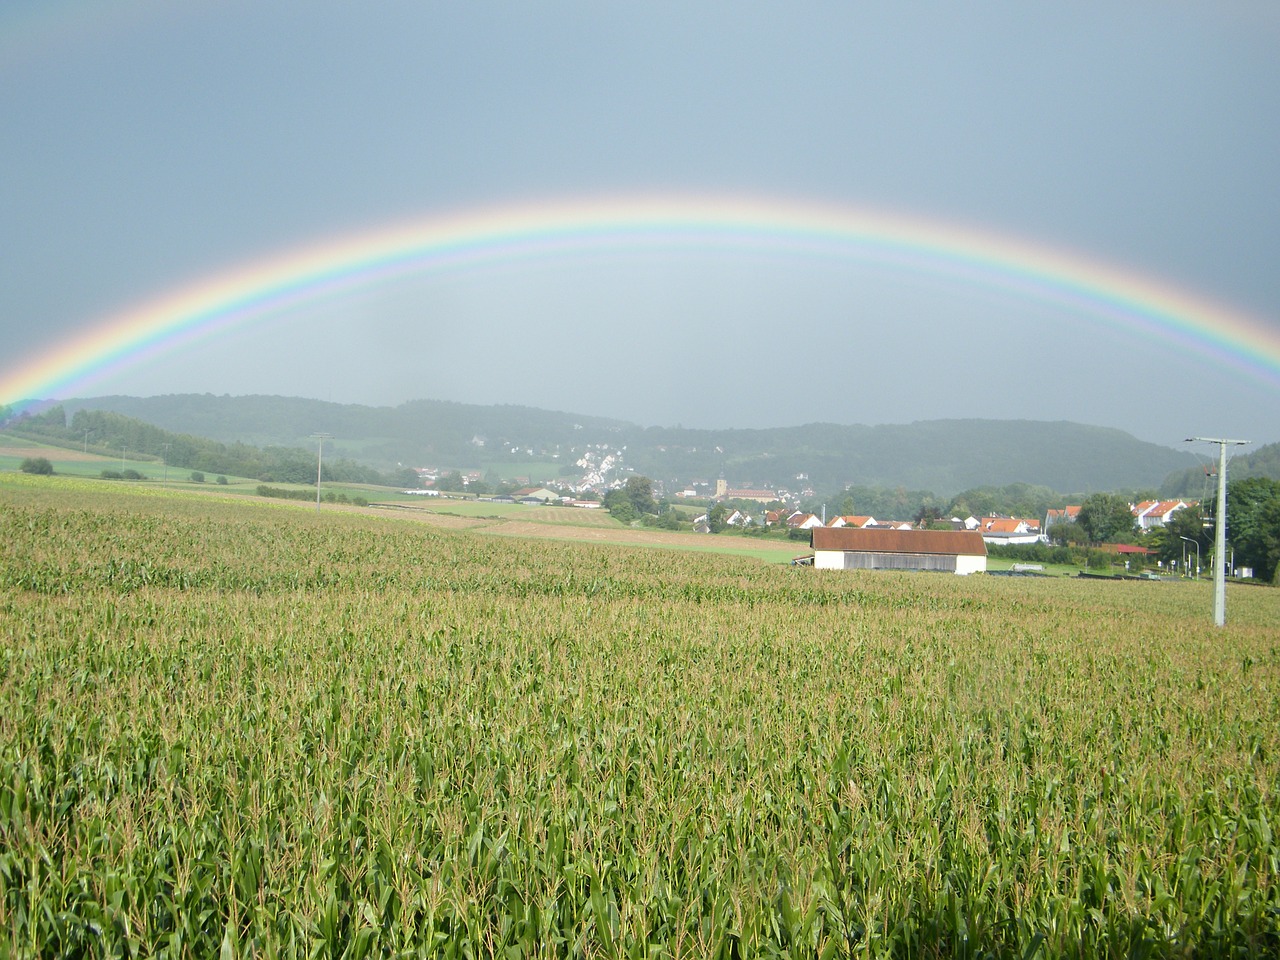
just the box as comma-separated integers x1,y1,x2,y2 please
1219,477,1280,582
1137,479,1279,582
603,476,659,523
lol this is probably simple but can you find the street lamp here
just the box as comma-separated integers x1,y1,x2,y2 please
1179,536,1200,579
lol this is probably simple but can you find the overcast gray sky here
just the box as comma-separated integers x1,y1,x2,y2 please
3,1,1278,447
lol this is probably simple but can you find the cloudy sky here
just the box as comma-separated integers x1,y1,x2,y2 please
3,1,1278,447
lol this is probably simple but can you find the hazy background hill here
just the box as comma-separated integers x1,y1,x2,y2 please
1159,442,1280,500
53,394,1200,497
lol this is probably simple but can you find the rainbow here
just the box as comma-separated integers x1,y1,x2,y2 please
4,194,1280,410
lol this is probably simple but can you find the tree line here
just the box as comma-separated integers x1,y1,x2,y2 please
1037,486,1280,582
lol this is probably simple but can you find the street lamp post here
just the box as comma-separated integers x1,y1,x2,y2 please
1179,536,1200,580
310,433,333,511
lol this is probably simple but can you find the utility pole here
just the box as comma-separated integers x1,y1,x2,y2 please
1185,437,1249,626
162,443,171,484
310,433,333,511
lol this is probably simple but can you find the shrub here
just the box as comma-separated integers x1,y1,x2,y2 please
19,457,53,475
100,469,123,480
122,469,143,481
217,475,229,485
655,511,682,531
608,500,638,524
190,471,205,483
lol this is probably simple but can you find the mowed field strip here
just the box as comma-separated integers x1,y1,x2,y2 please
1,473,1278,957
371,499,806,560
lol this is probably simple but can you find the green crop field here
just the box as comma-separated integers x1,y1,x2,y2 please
2,474,1278,958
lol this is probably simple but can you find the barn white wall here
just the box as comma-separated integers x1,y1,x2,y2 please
813,549,987,575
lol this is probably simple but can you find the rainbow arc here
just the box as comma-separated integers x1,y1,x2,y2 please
3,195,1279,409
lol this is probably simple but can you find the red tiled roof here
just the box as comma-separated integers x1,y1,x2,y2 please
982,518,1023,533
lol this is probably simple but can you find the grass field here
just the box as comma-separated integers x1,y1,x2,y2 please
2,474,1278,957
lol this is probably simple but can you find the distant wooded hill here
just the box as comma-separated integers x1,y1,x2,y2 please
43,394,1208,497
7,403,419,488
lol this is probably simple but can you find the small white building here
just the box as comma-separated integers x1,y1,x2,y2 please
811,528,988,575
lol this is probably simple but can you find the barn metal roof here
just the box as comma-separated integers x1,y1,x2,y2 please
810,527,988,557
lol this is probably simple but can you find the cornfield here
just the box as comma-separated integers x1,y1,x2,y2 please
2,477,1278,957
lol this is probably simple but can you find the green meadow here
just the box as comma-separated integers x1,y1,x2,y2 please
1,474,1278,958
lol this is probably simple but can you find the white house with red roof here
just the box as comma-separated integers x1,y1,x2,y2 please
786,512,826,530
978,517,1042,545
1132,500,1195,530
828,515,877,528
1044,506,1082,534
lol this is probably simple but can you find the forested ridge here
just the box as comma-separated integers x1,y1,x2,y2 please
21,393,1213,496
5,405,418,488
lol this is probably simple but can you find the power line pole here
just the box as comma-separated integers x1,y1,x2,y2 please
310,433,333,511
1186,436,1249,626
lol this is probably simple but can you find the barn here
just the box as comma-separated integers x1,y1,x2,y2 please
810,527,988,575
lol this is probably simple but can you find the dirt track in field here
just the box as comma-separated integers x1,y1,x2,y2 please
364,501,804,556
0,445,105,462
486,520,710,546
480,519,804,555
361,504,492,530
